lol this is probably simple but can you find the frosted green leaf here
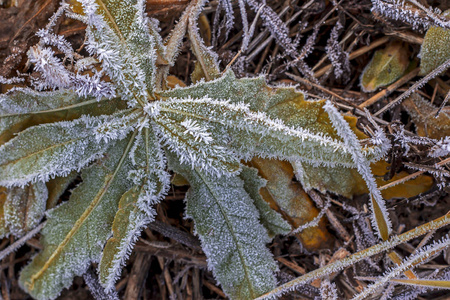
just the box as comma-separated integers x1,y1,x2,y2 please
79,0,159,104
419,10,450,75
4,182,48,237
169,155,278,300
159,70,384,162
19,136,135,300
99,129,170,290
149,95,371,176
151,112,241,176
0,88,125,145
158,70,323,130
99,184,150,291
128,128,170,214
239,166,291,237
187,0,220,83
0,116,118,187
293,162,360,198
360,41,410,92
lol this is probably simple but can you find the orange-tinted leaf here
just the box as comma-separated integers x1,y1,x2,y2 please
249,157,333,251
198,14,211,46
403,94,450,139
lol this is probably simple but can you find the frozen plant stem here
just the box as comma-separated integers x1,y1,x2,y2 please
324,101,391,240
255,213,450,300
0,221,46,262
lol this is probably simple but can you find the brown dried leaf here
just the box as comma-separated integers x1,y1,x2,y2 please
249,157,333,251
299,155,433,199
403,93,450,139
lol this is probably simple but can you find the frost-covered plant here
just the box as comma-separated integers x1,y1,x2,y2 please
0,1,396,300
371,0,450,31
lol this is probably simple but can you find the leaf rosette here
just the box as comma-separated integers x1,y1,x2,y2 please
0,0,390,299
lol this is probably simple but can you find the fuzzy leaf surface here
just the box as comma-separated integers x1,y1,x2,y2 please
80,0,159,104
0,88,124,145
99,128,170,290
99,184,149,291
419,10,450,75
169,156,278,300
19,136,134,300
0,116,119,187
4,182,48,237
239,166,291,237
150,95,366,179
158,71,383,166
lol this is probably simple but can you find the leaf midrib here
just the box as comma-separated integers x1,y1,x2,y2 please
0,99,100,118
1,135,88,168
195,169,256,298
28,130,138,289
96,0,149,106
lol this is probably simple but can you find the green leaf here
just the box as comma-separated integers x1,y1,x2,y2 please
419,10,450,75
360,41,410,92
81,0,159,104
4,182,48,237
98,184,149,291
150,95,369,177
0,88,125,145
158,71,382,161
99,128,170,290
19,135,135,300
239,166,291,237
0,116,116,187
169,155,278,300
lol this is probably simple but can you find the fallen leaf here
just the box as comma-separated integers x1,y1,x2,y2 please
360,41,410,92
419,10,450,76
403,93,450,139
249,157,333,251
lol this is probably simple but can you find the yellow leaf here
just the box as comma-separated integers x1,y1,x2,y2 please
419,10,450,76
360,41,410,92
198,14,211,46
249,158,333,251
171,173,189,186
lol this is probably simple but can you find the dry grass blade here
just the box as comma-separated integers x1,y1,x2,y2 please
255,213,450,300
387,278,450,289
352,236,450,300
374,58,450,116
